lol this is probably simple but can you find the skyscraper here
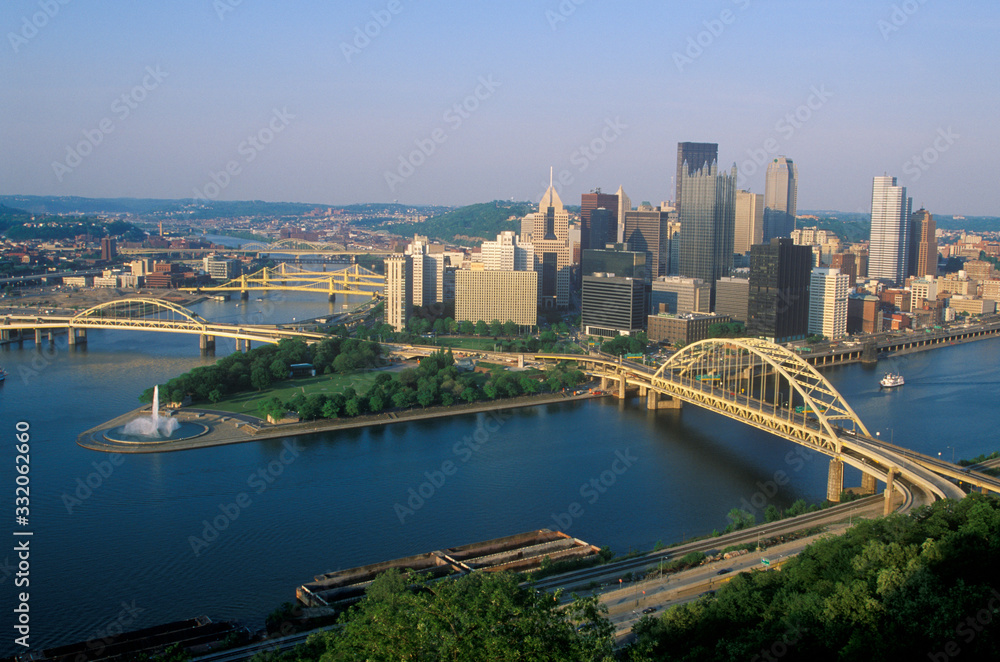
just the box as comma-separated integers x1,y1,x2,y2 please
808,267,850,339
580,191,619,251
762,157,797,242
615,185,631,243
521,173,572,308
868,175,913,285
734,189,764,254
677,162,737,302
908,208,938,278
623,203,670,279
675,142,718,211
747,238,812,343
480,231,533,271
385,254,413,332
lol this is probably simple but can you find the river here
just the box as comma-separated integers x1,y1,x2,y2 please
0,291,997,654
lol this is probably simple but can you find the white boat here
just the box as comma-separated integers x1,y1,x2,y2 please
880,372,904,388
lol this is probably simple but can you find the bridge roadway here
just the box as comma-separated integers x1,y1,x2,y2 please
534,350,993,506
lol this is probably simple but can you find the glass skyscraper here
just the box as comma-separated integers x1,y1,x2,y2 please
868,175,912,285
763,156,797,242
677,162,737,302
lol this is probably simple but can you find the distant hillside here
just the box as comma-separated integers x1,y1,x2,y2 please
800,210,1000,241
388,201,536,245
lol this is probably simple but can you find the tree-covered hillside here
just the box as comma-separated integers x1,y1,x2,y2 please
389,200,536,244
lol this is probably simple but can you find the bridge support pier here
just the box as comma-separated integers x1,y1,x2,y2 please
646,390,682,410
826,458,844,502
241,291,249,300
600,376,610,391
617,376,626,400
861,472,877,495
200,334,215,351
884,470,896,516
328,293,336,303
34,328,41,345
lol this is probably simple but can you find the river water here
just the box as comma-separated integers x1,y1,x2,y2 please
1,287,997,654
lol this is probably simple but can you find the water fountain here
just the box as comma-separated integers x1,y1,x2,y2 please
102,385,209,444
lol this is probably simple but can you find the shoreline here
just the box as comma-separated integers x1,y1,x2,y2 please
77,390,606,454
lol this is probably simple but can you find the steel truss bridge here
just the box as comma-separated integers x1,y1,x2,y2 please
184,263,385,300
538,338,997,510
1,297,328,350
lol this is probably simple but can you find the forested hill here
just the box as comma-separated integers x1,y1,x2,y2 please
389,200,535,244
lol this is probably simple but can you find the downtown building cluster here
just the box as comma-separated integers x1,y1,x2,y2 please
385,142,995,345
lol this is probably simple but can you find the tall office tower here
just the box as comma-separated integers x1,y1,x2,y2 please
455,270,538,327
746,238,813,343
615,185,631,243
675,142,718,211
677,162,738,302
829,253,858,285
734,189,764,254
385,254,413,332
623,204,671,279
581,245,646,279
762,157,798,242
521,174,572,308
405,235,451,307
868,175,913,285
714,276,750,323
580,191,619,251
664,217,681,276
587,208,613,253
100,237,117,261
480,231,533,271
908,208,938,278
808,267,850,339
581,274,646,337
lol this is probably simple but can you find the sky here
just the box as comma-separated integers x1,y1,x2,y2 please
2,0,998,215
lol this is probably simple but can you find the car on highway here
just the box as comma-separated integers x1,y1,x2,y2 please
716,568,732,575
642,606,658,614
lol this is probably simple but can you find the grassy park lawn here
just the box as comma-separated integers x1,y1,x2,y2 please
208,371,381,415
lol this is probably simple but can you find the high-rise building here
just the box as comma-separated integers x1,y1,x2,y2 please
808,267,849,339
521,175,572,308
747,238,812,343
580,191,619,251
581,274,646,337
734,189,764,255
908,208,938,278
385,254,413,332
829,253,858,285
404,235,454,308
100,237,117,261
762,157,797,242
664,216,681,276
623,204,670,279
481,231,533,272
650,276,711,315
615,185,631,243
677,162,737,301
675,142,718,211
868,175,912,285
714,276,750,323
847,293,882,334
455,270,538,327
581,245,646,279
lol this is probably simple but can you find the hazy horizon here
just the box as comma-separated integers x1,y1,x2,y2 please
3,1,998,215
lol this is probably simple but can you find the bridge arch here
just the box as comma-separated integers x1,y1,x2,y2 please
72,298,210,331
651,338,872,453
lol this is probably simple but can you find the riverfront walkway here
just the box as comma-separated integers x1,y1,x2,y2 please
77,390,604,453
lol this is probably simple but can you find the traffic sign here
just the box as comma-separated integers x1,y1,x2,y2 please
761,558,770,566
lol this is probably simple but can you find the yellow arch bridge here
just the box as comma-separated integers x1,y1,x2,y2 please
184,263,385,301
1,298,327,351
537,338,994,509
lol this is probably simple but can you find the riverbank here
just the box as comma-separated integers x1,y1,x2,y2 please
77,389,608,453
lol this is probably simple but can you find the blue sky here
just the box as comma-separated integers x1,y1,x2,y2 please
2,0,998,215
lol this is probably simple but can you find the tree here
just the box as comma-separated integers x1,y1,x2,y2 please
489,319,502,337
502,320,518,336
459,320,474,335
475,320,489,336
432,318,446,335
208,388,222,404
250,365,273,391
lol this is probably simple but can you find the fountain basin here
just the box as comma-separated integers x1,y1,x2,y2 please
103,421,210,444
